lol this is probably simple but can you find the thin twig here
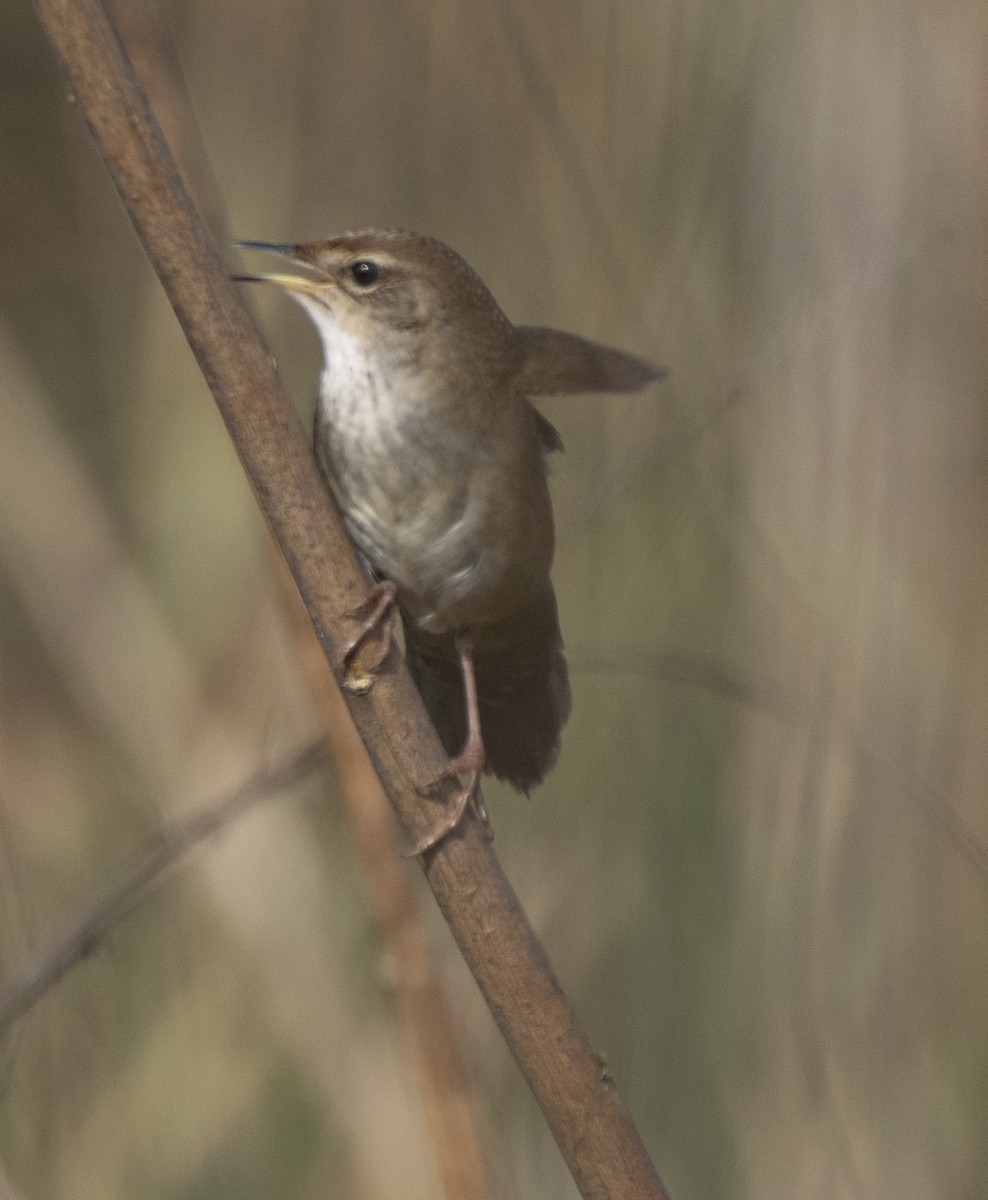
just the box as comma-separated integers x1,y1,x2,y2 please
107,0,493,1179
97,6,494,1190
32,2,670,1195
284,578,494,1200
0,740,328,1032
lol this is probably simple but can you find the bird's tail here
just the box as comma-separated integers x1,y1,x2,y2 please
403,585,571,793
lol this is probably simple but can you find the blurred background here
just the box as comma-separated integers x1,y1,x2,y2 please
1,0,987,1196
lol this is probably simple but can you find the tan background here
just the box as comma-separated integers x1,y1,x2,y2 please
1,0,986,1197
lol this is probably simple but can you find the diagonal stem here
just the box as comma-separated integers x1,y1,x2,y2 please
30,2,671,1195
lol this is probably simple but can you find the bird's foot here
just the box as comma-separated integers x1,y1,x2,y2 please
409,629,490,856
340,581,398,693
405,632,493,855
407,736,491,856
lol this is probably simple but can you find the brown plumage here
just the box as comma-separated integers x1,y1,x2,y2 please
235,230,662,837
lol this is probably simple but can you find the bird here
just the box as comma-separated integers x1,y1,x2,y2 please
234,230,662,850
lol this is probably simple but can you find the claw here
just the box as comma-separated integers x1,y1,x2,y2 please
406,633,493,855
340,581,397,689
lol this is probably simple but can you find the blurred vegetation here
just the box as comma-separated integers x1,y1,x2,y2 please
1,0,987,1197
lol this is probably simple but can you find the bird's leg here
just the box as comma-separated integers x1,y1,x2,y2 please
410,633,491,855
340,580,398,689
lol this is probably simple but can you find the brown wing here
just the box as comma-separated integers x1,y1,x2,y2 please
514,325,665,396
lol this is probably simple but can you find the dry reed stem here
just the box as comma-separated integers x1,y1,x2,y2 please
32,1,671,1195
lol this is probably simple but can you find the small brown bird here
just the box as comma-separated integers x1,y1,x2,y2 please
235,230,662,849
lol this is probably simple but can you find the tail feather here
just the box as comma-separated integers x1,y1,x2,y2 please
403,586,571,792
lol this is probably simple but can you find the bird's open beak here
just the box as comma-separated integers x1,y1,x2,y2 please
231,241,327,296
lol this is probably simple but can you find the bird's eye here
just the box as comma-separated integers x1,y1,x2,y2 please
349,260,380,287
